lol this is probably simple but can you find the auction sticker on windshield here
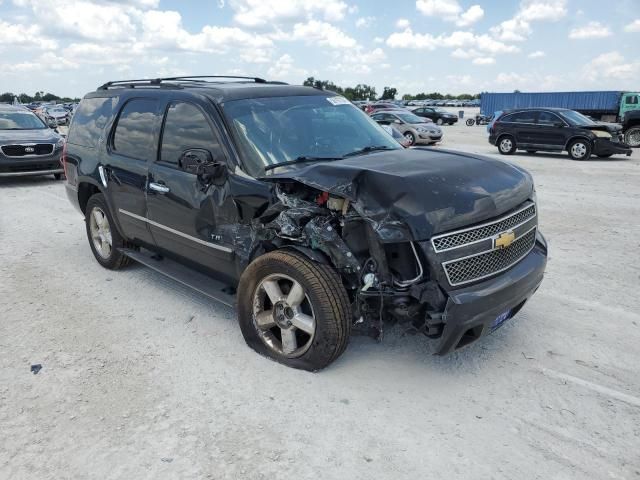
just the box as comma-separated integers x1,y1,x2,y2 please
327,96,351,106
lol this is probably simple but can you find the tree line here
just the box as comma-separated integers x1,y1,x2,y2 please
302,77,478,102
0,91,81,104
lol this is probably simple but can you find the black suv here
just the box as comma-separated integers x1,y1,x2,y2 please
64,76,547,370
489,108,632,160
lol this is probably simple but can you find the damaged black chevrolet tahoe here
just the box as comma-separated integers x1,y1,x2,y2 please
64,76,548,370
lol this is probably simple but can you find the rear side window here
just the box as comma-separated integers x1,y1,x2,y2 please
160,102,222,165
112,98,159,161
68,97,116,147
537,111,563,125
501,111,536,124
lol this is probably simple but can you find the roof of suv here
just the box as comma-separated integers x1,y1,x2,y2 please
93,77,334,103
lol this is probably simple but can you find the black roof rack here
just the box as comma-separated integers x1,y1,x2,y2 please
98,75,268,90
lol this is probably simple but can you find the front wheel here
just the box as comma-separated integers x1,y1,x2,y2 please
466,119,475,126
436,118,444,126
624,127,640,147
404,131,416,146
237,251,351,371
498,135,516,155
567,139,592,160
85,194,133,270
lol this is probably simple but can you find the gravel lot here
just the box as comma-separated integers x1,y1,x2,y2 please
1,117,639,479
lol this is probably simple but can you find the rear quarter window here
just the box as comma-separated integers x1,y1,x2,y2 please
67,97,117,147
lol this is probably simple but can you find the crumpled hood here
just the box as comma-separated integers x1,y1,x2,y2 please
0,128,60,145
580,123,622,135
263,148,534,241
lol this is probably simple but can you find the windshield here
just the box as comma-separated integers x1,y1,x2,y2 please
0,110,46,130
223,95,401,176
396,112,427,124
559,110,596,126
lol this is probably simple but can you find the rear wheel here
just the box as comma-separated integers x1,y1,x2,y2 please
237,250,351,371
624,126,640,147
466,119,475,126
85,194,133,270
567,139,592,161
498,135,516,155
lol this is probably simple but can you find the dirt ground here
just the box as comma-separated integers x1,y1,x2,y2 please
1,119,640,479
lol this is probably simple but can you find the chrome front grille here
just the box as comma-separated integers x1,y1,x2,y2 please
432,203,536,252
443,227,537,286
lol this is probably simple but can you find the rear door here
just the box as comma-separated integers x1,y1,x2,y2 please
146,99,236,279
105,97,160,245
499,110,537,145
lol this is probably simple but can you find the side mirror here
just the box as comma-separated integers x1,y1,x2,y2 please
197,162,227,186
179,148,213,174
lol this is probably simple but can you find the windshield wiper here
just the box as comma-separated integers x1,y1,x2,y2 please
342,145,394,158
264,155,343,172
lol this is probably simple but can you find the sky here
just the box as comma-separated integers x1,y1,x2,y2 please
0,0,639,98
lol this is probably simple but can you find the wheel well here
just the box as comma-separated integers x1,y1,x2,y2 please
78,183,101,214
625,120,640,129
496,133,514,144
565,136,593,149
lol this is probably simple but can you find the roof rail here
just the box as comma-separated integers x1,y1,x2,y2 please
98,75,268,90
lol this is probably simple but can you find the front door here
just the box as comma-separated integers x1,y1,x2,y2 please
530,111,567,149
105,96,160,245
146,100,237,280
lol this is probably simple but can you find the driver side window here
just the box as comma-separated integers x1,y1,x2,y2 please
160,102,223,168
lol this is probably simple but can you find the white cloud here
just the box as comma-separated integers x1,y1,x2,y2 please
388,29,518,57
328,47,386,75
267,53,307,80
373,36,385,43
396,18,410,29
491,0,566,42
528,50,545,58
472,56,495,65
569,21,611,39
415,0,484,27
624,19,640,32
282,20,357,49
0,20,58,50
355,16,375,28
229,0,348,27
496,72,526,86
583,51,640,82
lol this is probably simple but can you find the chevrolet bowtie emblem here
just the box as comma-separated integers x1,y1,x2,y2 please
495,231,515,249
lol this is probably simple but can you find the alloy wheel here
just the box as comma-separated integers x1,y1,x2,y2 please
252,274,316,358
89,207,113,259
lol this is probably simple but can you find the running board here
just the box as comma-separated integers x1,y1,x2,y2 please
120,248,236,308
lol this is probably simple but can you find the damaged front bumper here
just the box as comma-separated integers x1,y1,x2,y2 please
432,231,547,354
593,138,632,157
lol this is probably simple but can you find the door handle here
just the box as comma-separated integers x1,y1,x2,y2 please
149,182,170,194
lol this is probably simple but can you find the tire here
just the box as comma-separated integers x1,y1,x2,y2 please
436,118,443,126
624,126,640,147
466,119,475,126
497,135,516,155
404,131,416,146
237,250,351,371
85,193,133,270
448,122,454,126
567,139,592,161
53,173,63,180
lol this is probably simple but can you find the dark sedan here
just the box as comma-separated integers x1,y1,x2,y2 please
489,108,632,160
409,106,458,125
0,105,65,178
